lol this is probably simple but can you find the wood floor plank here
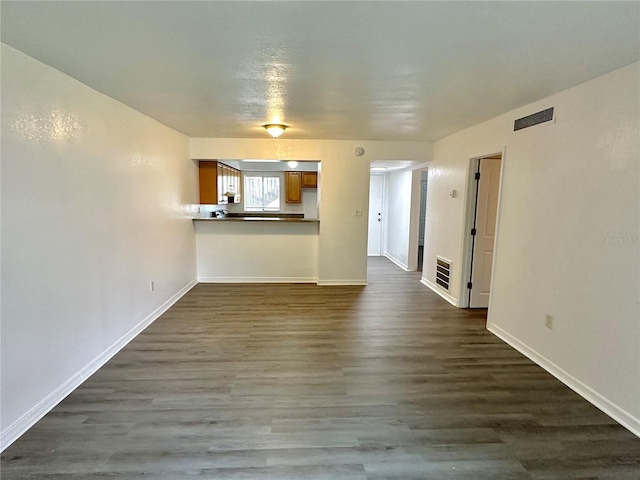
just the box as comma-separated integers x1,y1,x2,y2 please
2,257,638,479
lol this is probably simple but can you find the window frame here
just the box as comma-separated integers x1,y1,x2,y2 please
243,174,281,212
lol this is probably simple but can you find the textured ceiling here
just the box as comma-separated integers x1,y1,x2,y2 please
2,1,639,141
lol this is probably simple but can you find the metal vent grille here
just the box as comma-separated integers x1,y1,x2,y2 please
436,257,451,291
514,107,554,131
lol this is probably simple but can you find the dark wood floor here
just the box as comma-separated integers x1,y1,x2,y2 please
2,258,639,479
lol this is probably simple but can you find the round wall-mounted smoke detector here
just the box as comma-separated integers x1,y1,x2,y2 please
354,147,365,156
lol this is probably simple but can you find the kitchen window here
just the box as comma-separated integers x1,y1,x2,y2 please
244,175,280,211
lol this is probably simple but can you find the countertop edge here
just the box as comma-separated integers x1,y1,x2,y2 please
192,217,320,223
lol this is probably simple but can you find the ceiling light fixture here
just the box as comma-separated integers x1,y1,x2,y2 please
287,161,298,168
264,124,287,138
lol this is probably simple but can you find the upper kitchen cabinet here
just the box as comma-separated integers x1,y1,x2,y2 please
199,161,218,204
285,171,302,203
198,160,241,205
301,171,318,189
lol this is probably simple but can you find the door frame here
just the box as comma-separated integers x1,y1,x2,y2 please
408,166,429,272
459,149,506,309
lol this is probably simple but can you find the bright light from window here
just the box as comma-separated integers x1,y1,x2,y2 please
244,175,280,211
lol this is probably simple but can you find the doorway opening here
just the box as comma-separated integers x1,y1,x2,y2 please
366,162,428,279
461,153,503,308
417,169,428,271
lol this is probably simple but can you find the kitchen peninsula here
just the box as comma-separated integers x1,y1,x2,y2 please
193,217,319,283
193,159,320,283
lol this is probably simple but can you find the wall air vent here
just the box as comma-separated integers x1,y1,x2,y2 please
436,257,451,291
514,107,554,131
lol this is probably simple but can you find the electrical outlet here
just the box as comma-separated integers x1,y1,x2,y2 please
355,208,363,217
150,281,155,292
545,314,553,329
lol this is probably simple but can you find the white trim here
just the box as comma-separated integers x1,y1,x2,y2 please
485,150,506,316
316,280,368,286
407,166,429,273
198,276,318,284
458,148,506,308
488,322,640,438
420,277,458,306
0,279,197,452
384,253,410,271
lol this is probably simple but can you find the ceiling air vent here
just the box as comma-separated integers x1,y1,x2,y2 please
514,107,554,131
436,257,451,291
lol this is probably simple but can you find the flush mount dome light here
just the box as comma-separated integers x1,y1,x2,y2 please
264,124,287,138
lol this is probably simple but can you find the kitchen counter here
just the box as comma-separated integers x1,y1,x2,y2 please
193,216,319,223
194,216,319,283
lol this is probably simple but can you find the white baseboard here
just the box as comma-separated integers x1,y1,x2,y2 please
0,279,197,452
197,276,368,286
198,276,318,284
316,280,368,286
488,322,640,438
420,277,458,306
384,253,410,271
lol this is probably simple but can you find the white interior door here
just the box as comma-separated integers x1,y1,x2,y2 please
469,158,501,307
368,174,384,256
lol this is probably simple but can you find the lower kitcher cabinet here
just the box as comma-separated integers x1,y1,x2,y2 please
285,171,302,203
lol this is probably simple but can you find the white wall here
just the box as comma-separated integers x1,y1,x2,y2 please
1,45,198,448
301,189,319,220
195,221,319,282
424,62,640,434
190,139,432,284
384,169,414,270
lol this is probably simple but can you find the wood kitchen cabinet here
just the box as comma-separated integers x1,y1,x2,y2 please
285,171,302,203
301,171,318,188
198,160,241,204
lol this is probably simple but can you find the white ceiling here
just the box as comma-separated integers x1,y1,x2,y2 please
2,1,638,141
